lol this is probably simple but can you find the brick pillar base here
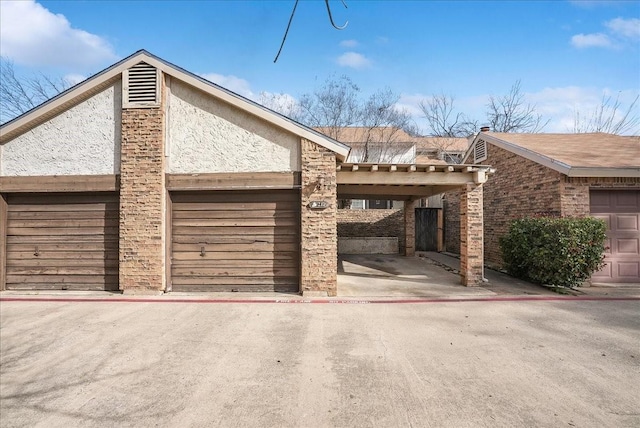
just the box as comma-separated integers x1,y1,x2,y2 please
460,183,484,286
300,139,337,297
404,200,417,256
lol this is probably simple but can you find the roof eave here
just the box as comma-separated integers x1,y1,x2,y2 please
567,167,640,178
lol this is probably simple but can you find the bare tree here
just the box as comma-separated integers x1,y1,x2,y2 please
295,74,362,139
419,93,477,138
486,80,548,133
291,75,416,162
358,88,416,162
572,93,640,135
1,57,70,123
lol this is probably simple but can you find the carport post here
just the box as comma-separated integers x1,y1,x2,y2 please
404,199,417,256
460,183,484,286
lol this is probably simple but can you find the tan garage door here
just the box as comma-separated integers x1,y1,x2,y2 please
590,189,640,283
5,193,119,291
171,190,300,292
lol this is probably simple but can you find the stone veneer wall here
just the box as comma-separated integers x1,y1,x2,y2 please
337,209,404,253
119,106,165,292
300,139,337,296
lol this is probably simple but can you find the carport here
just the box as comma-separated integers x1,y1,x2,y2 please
336,163,493,286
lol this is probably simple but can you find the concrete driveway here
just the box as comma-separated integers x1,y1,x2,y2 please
1,296,639,427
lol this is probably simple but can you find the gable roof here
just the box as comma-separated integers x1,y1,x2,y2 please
466,132,640,177
313,126,418,144
0,50,350,160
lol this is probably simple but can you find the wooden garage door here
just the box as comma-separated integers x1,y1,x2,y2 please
5,193,119,291
171,190,300,292
590,189,640,283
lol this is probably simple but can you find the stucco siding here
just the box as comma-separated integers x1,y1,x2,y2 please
168,80,300,173
1,84,121,176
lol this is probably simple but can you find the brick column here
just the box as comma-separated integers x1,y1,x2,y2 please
119,106,166,294
460,183,483,286
300,139,337,297
404,199,417,256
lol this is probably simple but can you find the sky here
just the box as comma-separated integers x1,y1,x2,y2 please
1,0,639,134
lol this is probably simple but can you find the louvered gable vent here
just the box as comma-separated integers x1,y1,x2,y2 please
123,62,160,107
473,139,488,163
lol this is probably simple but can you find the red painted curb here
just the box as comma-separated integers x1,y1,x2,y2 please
1,296,639,304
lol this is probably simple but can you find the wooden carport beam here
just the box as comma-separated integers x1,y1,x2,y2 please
337,172,475,186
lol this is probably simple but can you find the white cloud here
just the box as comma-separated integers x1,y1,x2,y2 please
339,39,359,48
64,73,87,86
526,86,640,133
606,17,640,40
336,52,372,69
257,91,300,117
200,73,255,99
571,33,614,49
0,0,117,69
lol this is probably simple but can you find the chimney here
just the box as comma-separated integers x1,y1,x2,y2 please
480,126,490,132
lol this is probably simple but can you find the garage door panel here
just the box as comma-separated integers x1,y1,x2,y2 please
7,249,119,260
7,202,119,212
7,258,119,267
172,226,298,239
7,274,118,285
7,266,118,275
7,283,115,291
7,226,118,236
618,262,639,278
173,266,298,277
590,189,639,283
172,191,298,204
616,214,639,231
617,238,639,254
5,193,119,291
615,191,639,208
171,190,300,292
172,209,298,220
7,218,119,228
172,235,297,247
172,251,298,261
172,218,298,228
171,276,298,287
8,210,118,220
7,240,118,254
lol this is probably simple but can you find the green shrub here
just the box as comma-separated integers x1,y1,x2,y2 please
499,217,607,288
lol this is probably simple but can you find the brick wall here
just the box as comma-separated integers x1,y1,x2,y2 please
337,209,404,252
460,184,484,285
444,144,563,267
443,189,461,254
119,107,165,293
446,143,640,270
300,139,337,296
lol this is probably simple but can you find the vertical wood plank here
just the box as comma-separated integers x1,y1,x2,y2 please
165,189,172,292
437,208,444,252
0,194,7,291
